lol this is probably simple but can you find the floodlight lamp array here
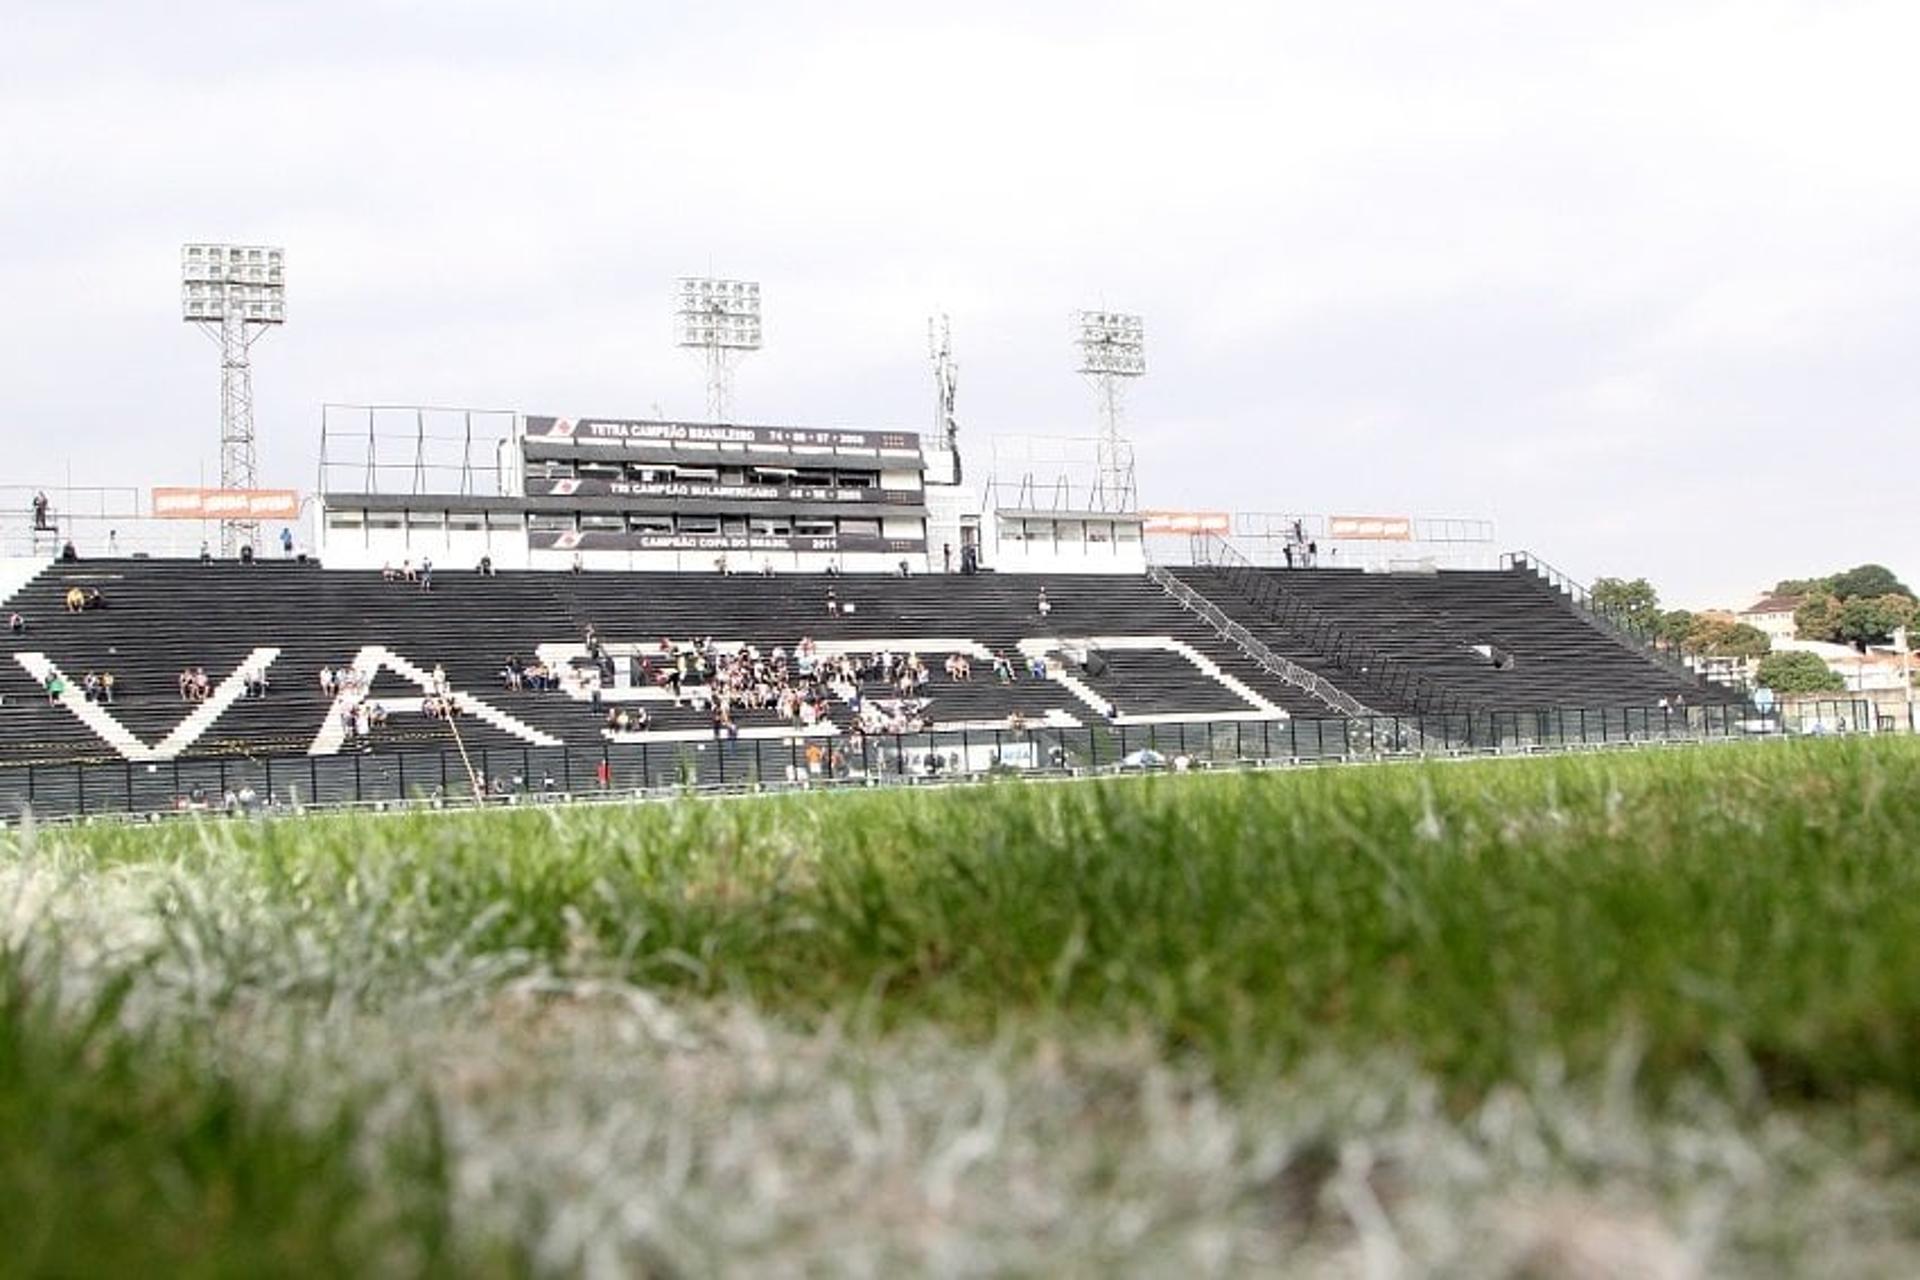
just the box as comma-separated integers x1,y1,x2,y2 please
1077,310,1145,376
181,244,286,324
675,276,762,350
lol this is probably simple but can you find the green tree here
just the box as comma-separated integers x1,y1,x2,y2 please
1828,564,1911,600
1773,576,1828,597
1653,609,1695,646
1590,577,1661,632
1833,594,1918,649
1686,618,1771,659
1794,594,1843,643
1755,650,1845,694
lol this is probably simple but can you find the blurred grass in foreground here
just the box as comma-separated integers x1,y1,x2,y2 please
6,736,1920,1272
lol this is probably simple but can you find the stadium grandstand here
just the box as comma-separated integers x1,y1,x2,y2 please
0,388,1768,819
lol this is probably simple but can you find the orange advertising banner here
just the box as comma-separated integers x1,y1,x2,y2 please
1141,509,1231,534
152,487,301,520
1327,514,1413,541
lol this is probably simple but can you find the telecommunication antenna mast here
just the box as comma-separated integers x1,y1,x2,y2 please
1076,309,1145,512
928,313,961,483
674,276,761,422
182,244,285,554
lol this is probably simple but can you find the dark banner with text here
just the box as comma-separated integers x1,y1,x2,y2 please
533,530,927,555
525,415,919,453
525,476,922,504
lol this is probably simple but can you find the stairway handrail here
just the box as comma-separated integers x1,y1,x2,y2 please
1146,563,1378,718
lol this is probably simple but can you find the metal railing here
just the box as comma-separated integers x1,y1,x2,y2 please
0,698,1876,824
1185,532,1467,717
1146,563,1377,718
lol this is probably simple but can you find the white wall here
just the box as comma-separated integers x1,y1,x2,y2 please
0,555,49,610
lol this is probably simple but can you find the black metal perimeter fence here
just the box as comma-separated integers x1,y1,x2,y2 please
0,698,1887,823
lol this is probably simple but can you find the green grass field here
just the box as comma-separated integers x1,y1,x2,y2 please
6,738,1920,1274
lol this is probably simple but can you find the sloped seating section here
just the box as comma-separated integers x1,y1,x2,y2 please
1174,565,1741,713
0,561,1337,775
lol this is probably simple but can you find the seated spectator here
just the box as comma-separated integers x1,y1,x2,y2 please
571,551,583,575
402,558,417,582
7,611,24,634
192,667,211,702
239,544,254,564
60,541,77,563
43,671,66,704
319,664,336,696
477,554,494,576
179,667,195,701
83,588,103,611
825,587,839,616
199,540,212,564
1036,587,1051,619
65,586,85,613
99,670,116,703
992,651,1014,683
243,666,270,699
420,557,434,590
382,561,397,582
81,671,101,702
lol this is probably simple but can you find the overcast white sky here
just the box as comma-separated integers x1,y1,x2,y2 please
2,1,1915,606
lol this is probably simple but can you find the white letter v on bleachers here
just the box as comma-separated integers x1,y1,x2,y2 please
15,648,282,762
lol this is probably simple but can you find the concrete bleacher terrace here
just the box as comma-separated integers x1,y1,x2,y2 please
0,561,1334,774
1173,565,1742,715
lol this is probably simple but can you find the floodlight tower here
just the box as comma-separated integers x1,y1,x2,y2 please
1076,310,1145,512
181,244,285,555
928,313,961,483
675,276,761,422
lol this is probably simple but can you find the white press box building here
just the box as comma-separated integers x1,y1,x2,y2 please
315,410,1149,576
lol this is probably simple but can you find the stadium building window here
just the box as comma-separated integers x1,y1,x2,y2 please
528,513,575,533
750,518,791,535
679,516,721,535
839,517,881,536
795,518,835,536
579,514,624,531
628,515,674,533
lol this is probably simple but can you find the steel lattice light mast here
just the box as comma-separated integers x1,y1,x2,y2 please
675,276,761,422
1076,309,1145,512
181,243,285,554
